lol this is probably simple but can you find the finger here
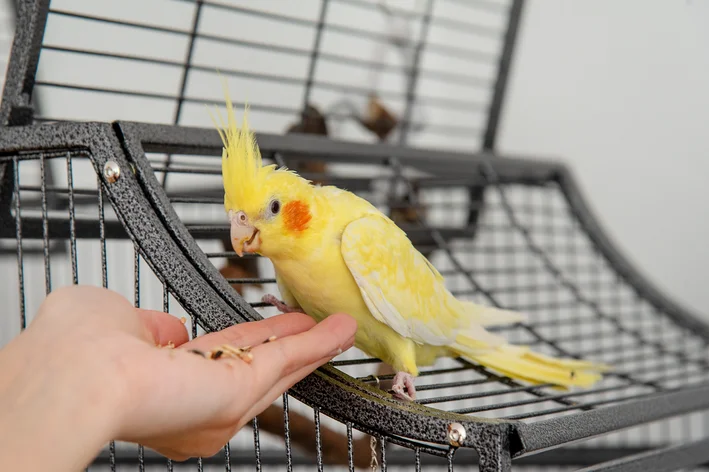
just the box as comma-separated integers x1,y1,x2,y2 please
245,313,357,390
180,312,317,352
120,313,331,435
158,313,353,418
241,355,335,423
137,310,189,347
121,313,355,439
139,427,234,461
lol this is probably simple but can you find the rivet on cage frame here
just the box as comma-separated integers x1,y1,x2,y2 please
103,160,121,183
447,422,466,448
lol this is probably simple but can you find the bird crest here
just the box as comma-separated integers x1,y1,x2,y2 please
211,76,276,213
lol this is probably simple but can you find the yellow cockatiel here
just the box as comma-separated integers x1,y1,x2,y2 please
215,88,608,401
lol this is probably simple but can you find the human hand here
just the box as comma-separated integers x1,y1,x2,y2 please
0,285,357,470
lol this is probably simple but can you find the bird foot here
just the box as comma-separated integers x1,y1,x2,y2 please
261,294,304,314
390,372,417,401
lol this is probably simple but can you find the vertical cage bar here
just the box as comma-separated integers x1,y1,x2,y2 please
545,186,561,355
252,416,262,472
191,285,200,472
314,407,324,472
0,0,50,126
398,0,434,144
379,436,387,471
97,174,114,471
173,0,202,125
66,152,78,284
97,175,108,289
414,447,421,472
682,329,694,441
162,283,173,471
301,0,329,110
283,393,293,472
347,422,354,472
39,152,51,293
447,448,454,472
13,157,26,329
162,0,204,188
191,296,203,472
134,247,146,472
134,247,140,306
223,442,231,472
482,0,525,151
163,285,170,312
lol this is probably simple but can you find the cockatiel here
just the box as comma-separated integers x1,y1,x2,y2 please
213,89,609,401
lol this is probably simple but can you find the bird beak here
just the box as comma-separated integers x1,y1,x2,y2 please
230,222,261,257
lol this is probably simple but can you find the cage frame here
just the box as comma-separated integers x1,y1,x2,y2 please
4,119,709,470
4,0,709,471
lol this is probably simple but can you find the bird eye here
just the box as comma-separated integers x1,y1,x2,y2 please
269,199,281,216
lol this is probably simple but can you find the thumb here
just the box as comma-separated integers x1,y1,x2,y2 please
136,310,189,347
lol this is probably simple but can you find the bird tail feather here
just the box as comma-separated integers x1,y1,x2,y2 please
451,332,610,389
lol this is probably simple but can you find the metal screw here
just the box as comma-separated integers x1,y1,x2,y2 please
447,423,466,447
103,161,121,183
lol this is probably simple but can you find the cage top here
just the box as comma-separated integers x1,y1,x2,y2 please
1,0,523,154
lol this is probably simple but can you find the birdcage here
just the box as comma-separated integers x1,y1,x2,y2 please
2,0,709,471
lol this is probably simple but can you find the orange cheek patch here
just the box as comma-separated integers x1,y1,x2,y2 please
283,200,312,233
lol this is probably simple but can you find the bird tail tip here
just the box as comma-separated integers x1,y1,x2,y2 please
452,334,610,389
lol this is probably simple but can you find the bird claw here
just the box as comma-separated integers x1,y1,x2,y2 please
390,372,417,401
261,294,304,314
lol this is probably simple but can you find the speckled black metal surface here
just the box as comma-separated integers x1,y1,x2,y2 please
515,382,709,456
0,0,49,127
576,437,709,472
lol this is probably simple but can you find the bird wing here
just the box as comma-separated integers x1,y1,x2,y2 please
340,214,465,346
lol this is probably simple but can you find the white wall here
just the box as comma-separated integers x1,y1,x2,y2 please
499,0,709,318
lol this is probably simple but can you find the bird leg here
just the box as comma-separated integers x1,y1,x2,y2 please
391,371,417,401
262,294,305,314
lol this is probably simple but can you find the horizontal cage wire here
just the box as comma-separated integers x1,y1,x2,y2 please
31,0,510,152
